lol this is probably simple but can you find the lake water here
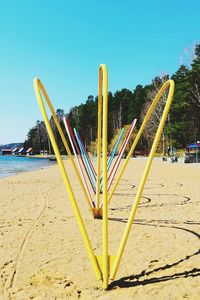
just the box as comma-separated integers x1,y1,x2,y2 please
0,156,56,178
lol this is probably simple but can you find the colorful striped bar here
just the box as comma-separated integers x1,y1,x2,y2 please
99,127,125,192
107,119,137,194
74,128,96,193
63,118,95,207
76,131,97,179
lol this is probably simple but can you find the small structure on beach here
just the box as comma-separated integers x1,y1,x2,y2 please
1,149,12,155
12,148,19,155
40,150,48,155
18,147,27,156
184,142,200,163
26,148,33,156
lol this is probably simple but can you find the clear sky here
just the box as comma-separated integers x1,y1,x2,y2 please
0,0,199,144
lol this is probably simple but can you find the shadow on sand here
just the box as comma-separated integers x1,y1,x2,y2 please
108,217,200,289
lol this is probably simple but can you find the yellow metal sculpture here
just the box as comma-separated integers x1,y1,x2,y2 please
34,64,174,289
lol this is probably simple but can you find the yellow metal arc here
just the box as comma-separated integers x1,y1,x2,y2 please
110,79,175,280
99,64,109,289
96,67,103,210
33,78,102,280
33,79,93,213
108,79,174,204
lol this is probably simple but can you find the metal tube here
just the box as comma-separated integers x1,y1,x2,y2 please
34,78,101,280
100,64,109,289
107,119,137,194
74,129,96,192
33,79,93,214
108,80,173,204
77,131,97,179
107,128,125,173
67,120,96,194
96,70,103,210
110,80,175,280
100,127,125,193
63,118,94,208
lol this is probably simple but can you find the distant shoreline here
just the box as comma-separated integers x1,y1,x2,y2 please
0,164,53,181
0,155,56,180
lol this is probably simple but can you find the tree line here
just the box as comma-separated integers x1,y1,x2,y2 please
24,44,200,154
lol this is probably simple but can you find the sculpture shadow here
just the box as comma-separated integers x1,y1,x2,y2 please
108,217,200,290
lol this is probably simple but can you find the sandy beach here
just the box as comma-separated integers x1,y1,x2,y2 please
0,158,199,299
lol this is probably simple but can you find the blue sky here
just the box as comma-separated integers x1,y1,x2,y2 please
0,0,199,144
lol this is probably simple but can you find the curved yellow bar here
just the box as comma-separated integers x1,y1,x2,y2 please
100,64,109,289
108,80,174,204
33,78,101,280
33,79,93,213
110,79,175,280
96,67,103,211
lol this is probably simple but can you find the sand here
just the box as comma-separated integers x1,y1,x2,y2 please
0,158,199,300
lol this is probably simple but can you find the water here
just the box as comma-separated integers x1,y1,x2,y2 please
0,156,56,178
